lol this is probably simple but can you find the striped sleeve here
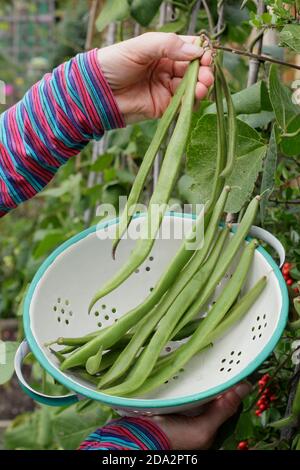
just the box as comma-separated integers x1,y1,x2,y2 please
78,417,171,451
0,49,125,217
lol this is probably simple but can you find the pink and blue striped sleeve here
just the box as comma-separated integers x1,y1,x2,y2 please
0,49,125,217
78,417,171,450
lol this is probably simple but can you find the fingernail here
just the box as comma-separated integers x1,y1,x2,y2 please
234,382,253,399
181,43,203,57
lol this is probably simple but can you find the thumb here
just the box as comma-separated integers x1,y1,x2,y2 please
197,382,252,439
130,32,204,62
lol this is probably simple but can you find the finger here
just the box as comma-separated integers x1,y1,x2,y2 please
195,82,209,100
201,50,213,66
131,32,204,62
198,66,214,88
170,77,183,96
195,383,252,440
171,78,208,102
178,35,204,44
173,60,189,78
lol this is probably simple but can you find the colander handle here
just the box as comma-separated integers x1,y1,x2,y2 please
14,340,78,407
231,224,286,268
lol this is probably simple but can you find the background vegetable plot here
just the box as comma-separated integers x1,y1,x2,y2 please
0,0,300,451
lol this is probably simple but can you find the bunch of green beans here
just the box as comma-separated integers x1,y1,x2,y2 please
89,37,204,312
46,50,268,398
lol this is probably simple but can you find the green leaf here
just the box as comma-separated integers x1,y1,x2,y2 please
225,146,266,213
38,174,81,198
186,115,266,213
96,0,129,32
0,341,19,385
204,81,272,116
129,0,163,26
269,65,300,131
53,402,112,450
280,24,300,53
90,153,114,172
238,111,275,129
116,169,135,184
159,17,187,33
33,229,66,259
4,407,54,450
260,125,278,225
261,12,272,24
280,114,300,156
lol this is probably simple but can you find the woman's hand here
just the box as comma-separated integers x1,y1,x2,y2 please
147,382,252,450
97,32,214,124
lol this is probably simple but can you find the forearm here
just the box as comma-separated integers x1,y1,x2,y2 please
0,49,124,217
78,417,170,451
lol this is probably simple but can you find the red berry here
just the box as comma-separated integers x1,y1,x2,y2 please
259,404,267,411
257,398,267,406
282,267,290,275
237,441,248,450
270,395,277,402
258,380,265,386
287,279,293,286
283,274,289,281
255,410,261,416
283,263,291,270
294,288,299,294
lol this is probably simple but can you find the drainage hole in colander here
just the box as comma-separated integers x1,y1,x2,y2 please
165,346,172,353
230,351,234,355
252,335,256,340
57,317,61,322
94,311,99,317
57,297,61,303
236,360,240,365
135,269,140,274
112,308,116,313
164,381,169,384
179,368,185,373
53,306,57,312
145,266,151,272
114,318,118,322
259,333,262,338
227,368,232,372
258,325,261,330
149,256,154,261
229,360,233,364
173,375,179,380
65,319,69,325
102,304,106,310
263,314,266,319
256,316,260,321
149,287,154,292
251,326,255,331
98,322,102,328
69,311,73,316
61,308,65,314
105,315,110,320
221,358,226,363
220,367,224,372
238,351,242,356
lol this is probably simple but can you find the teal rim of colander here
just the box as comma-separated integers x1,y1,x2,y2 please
23,213,289,409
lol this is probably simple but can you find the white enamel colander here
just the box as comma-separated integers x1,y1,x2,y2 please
15,213,288,415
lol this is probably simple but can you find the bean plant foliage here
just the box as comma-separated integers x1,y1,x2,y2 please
0,0,300,451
